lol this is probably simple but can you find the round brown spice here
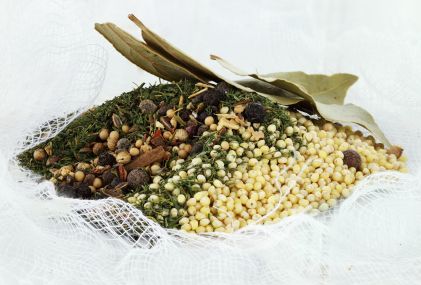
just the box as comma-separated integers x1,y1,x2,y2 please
343,149,362,170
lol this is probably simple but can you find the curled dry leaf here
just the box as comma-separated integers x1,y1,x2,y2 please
95,22,206,82
211,55,391,147
127,14,219,82
95,14,393,147
95,15,306,104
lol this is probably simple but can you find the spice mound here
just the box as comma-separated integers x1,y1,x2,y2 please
18,80,407,233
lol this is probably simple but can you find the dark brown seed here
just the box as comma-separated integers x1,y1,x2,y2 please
102,170,116,185
190,143,204,155
185,125,198,137
66,175,74,185
244,102,266,123
191,93,204,105
179,109,191,122
196,125,208,136
215,81,230,94
157,104,172,116
110,177,121,187
127,169,151,187
343,149,362,170
83,173,96,186
197,112,210,122
202,89,224,106
98,152,116,166
76,183,93,199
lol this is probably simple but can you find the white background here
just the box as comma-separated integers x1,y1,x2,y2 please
1,1,421,284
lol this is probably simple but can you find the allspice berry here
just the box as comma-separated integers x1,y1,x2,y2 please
244,102,266,123
98,152,116,166
202,89,224,106
92,142,105,155
127,169,150,187
101,170,116,185
343,149,362,170
190,143,203,155
76,183,92,199
33,148,46,161
83,173,96,186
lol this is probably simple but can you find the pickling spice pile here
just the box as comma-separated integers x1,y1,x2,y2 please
18,80,407,233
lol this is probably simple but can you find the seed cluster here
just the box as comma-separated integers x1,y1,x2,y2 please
22,80,407,233
155,111,406,233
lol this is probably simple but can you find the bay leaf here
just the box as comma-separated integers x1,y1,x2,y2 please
235,79,303,105
96,17,307,105
317,102,391,147
260,72,358,105
210,55,357,104
211,55,391,146
95,23,206,82
128,14,220,83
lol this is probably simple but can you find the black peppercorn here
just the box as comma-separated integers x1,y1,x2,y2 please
202,89,224,106
76,183,93,199
196,125,208,136
157,104,172,117
244,102,266,123
343,149,362,170
98,152,116,166
190,143,204,155
102,170,116,185
191,94,204,105
185,124,198,137
127,168,151,187
83,173,96,186
110,177,121,187
215,81,230,94
179,109,191,122
195,112,206,122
